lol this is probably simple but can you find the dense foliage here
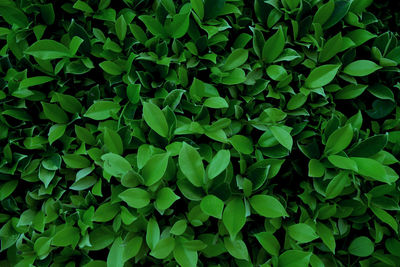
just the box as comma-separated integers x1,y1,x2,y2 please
1,0,400,266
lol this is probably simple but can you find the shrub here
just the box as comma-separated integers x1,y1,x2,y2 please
1,0,400,266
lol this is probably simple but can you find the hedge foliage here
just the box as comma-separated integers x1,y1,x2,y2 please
1,0,400,266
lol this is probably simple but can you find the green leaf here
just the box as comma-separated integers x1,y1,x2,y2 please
255,232,280,256
370,205,398,233
278,250,312,267
56,93,82,114
304,64,340,88
203,97,228,109
308,159,325,178
25,40,71,59
138,15,167,37
316,223,336,253
327,155,358,171
222,48,248,71
0,6,29,28
34,237,52,259
174,240,198,267
48,124,67,145
221,68,246,85
324,124,353,155
200,195,224,219
229,135,253,155
171,220,187,236
155,187,180,210
51,225,80,247
19,76,54,88
335,84,368,100
93,202,119,222
270,126,293,151
150,237,175,259
250,195,288,218
207,149,230,179
104,128,123,155
146,218,160,250
348,236,374,257
143,102,169,138
349,134,388,157
119,188,151,209
204,0,225,20
262,27,285,63
142,153,169,186
123,237,142,262
222,198,246,239
343,60,382,76
288,223,318,243
319,33,343,62
41,102,69,124
115,15,127,41
84,101,121,120
223,237,249,260
107,237,125,267
313,0,335,25
99,61,124,75
351,157,390,183
178,143,204,187
0,180,18,201
101,153,132,178
168,12,190,38
63,154,91,169
75,125,96,145
325,172,350,199
190,0,204,19
346,29,376,46
323,0,352,29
